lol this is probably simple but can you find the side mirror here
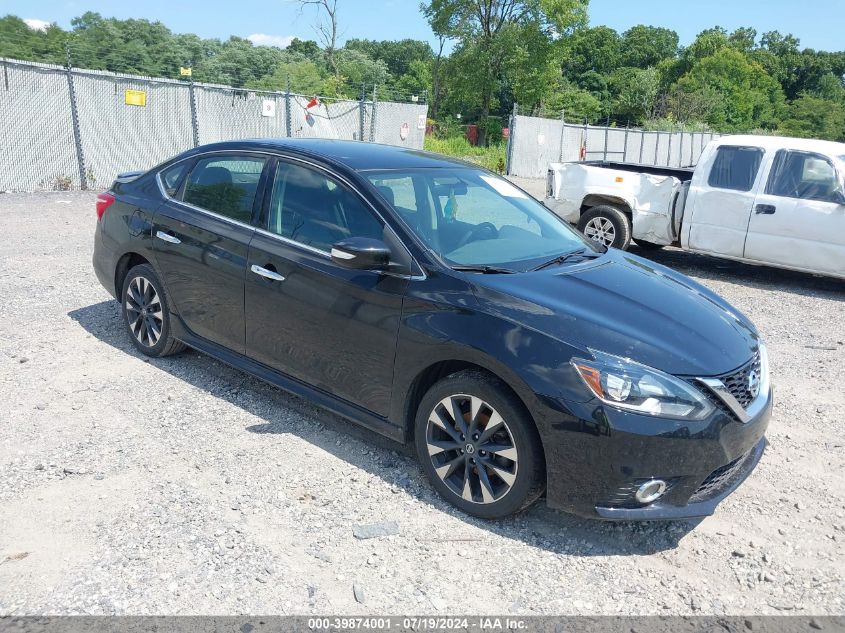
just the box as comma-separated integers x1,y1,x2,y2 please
331,237,391,271
832,187,845,206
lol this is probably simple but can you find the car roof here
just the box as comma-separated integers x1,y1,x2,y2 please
716,134,845,156
186,138,474,171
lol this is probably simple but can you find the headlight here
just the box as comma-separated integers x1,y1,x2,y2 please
571,351,715,420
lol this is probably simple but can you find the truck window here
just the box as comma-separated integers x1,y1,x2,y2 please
707,146,764,192
766,150,841,203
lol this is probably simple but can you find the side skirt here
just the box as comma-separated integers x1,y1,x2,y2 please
171,318,405,444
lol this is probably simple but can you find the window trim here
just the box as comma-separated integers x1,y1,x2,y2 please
178,153,270,225
261,154,424,278
155,149,425,279
707,145,764,192
764,149,841,202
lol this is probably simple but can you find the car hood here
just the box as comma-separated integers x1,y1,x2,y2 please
470,250,759,377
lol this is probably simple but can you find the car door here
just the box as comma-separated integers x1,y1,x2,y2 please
685,144,765,257
152,153,269,353
244,157,410,416
744,149,845,276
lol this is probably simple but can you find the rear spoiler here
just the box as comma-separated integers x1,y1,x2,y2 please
115,170,145,184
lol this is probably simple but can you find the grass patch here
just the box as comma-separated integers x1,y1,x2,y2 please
423,136,507,173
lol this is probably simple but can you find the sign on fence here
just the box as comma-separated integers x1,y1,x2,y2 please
124,89,146,107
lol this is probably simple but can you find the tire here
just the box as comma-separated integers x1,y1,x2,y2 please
577,205,632,250
414,370,545,519
121,264,186,357
634,239,665,250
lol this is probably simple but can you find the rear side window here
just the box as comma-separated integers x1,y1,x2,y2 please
182,155,266,223
708,146,763,192
159,163,188,197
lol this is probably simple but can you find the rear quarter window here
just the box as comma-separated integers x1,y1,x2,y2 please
159,162,188,197
707,146,764,192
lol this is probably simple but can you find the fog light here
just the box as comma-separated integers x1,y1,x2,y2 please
635,479,667,504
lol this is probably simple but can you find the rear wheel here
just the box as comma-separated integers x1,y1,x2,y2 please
121,264,186,357
578,205,632,250
414,370,545,519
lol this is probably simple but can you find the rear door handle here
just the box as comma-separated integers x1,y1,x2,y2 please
755,204,776,215
250,264,286,282
155,230,181,244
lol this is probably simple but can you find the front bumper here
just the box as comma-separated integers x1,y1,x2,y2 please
540,386,772,520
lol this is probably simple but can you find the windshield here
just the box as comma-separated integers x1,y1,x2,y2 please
366,168,595,271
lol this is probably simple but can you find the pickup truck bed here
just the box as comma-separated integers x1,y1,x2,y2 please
579,161,694,182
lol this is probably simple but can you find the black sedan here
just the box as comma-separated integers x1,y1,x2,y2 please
93,139,771,520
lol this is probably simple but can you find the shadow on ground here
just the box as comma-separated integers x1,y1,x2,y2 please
630,245,844,300
69,300,699,556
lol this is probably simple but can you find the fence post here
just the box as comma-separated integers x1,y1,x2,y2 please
603,116,609,161
638,130,645,164
558,109,566,162
187,78,200,148
285,77,292,138
667,127,673,167
64,46,87,191
678,124,684,167
654,131,660,165
505,102,517,175
358,83,365,142
369,84,377,142
623,124,629,162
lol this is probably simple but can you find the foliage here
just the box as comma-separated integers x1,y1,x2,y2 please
424,134,506,173
3,5,845,141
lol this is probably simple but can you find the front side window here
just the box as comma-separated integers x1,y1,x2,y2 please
267,161,384,252
182,155,266,223
365,168,592,271
766,150,841,203
708,146,763,192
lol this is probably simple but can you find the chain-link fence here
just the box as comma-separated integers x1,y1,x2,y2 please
0,57,428,191
506,106,720,178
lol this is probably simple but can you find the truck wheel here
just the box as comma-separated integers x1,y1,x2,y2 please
634,239,665,250
578,206,632,250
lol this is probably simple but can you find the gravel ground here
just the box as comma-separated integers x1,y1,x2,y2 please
0,190,843,616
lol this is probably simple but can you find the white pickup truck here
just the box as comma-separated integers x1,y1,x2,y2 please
545,135,845,280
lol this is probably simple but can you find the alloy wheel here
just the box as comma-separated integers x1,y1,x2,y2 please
584,216,616,247
125,276,163,348
425,394,519,504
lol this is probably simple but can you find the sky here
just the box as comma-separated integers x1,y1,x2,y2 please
6,0,844,53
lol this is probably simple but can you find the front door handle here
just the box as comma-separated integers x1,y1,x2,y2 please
755,204,776,215
250,264,286,282
155,230,181,244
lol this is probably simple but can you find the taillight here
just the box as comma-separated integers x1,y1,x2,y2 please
96,192,116,221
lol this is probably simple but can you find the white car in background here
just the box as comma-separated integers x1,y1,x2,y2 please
545,135,845,280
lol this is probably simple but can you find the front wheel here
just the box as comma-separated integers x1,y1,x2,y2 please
414,370,545,519
577,205,632,250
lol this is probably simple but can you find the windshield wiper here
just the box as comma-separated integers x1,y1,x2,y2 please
451,264,516,274
530,248,599,272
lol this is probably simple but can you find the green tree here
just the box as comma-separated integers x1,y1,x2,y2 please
609,67,660,123
618,25,678,69
562,26,620,77
675,47,784,131
779,95,845,140
422,0,588,145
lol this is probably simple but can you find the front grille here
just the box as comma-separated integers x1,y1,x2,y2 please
689,451,750,503
719,351,761,408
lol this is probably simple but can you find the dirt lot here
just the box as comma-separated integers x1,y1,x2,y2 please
0,190,843,616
